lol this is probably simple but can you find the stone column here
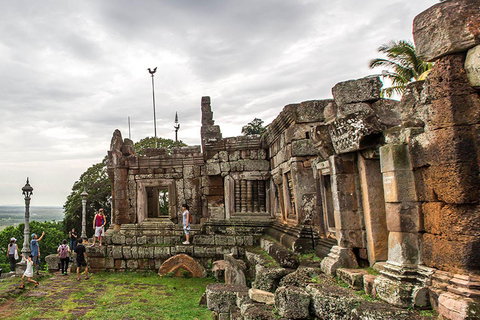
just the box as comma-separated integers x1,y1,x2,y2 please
357,153,388,265
320,154,360,275
374,144,424,307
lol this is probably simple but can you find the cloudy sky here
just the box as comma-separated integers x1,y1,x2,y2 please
0,0,438,207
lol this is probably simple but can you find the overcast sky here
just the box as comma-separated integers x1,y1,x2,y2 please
0,0,438,207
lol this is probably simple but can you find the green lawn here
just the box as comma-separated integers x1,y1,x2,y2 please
0,272,215,319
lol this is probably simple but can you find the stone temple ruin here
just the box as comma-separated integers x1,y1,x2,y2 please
84,1,480,319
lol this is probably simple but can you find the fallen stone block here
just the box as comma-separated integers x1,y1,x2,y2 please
249,288,274,305
306,283,361,319
363,274,377,298
206,283,249,314
336,268,369,290
275,286,310,319
158,253,205,278
279,266,320,288
252,264,293,293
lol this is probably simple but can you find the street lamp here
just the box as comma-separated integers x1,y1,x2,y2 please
21,178,33,257
148,67,158,148
80,189,89,239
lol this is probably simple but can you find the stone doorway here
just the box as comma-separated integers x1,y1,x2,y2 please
146,187,170,218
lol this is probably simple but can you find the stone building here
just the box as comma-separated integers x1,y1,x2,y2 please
94,1,480,319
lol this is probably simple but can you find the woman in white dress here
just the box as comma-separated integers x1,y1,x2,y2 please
19,255,39,289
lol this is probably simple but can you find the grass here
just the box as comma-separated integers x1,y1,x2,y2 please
298,251,322,263
246,246,279,268
0,271,215,319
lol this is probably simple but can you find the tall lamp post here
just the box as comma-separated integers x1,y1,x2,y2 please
80,189,88,239
148,67,158,148
21,178,33,257
174,112,180,148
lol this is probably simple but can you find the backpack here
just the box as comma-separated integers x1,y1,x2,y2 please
59,244,69,259
188,212,193,224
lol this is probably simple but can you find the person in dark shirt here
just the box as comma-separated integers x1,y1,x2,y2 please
74,238,89,281
69,228,78,251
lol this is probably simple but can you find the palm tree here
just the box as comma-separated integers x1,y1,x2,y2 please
369,40,433,98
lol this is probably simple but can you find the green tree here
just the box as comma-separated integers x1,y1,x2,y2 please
369,40,433,98
63,157,111,238
241,118,267,136
134,137,187,156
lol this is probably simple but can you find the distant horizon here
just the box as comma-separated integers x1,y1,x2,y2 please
0,204,63,208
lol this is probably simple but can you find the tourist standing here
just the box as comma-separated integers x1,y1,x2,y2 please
74,238,89,281
69,228,78,250
7,238,19,273
57,239,70,275
19,254,39,289
181,204,191,245
30,231,45,275
91,208,106,247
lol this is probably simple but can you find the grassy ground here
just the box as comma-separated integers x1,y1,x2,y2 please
0,271,215,319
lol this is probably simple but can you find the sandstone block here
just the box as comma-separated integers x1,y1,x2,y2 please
173,244,194,256
380,144,412,173
205,163,221,176
154,246,171,259
382,170,417,203
422,202,444,235
111,234,126,245
385,202,423,233
413,0,480,62
275,286,310,319
252,264,292,293
131,246,138,259
336,102,373,118
112,246,123,260
105,257,114,269
215,235,236,246
225,254,247,286
248,288,274,305
194,246,217,258
388,232,421,265
45,254,60,272
205,283,249,313
465,44,480,88
423,233,480,274
427,94,480,130
122,246,132,259
332,76,382,105
438,292,480,320
159,254,206,278
114,259,126,270
137,236,147,245
306,283,361,319
430,162,479,204
336,268,369,290
125,236,137,245
291,139,318,157
363,274,377,298
126,259,138,270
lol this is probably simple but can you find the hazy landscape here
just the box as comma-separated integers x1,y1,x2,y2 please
0,206,63,230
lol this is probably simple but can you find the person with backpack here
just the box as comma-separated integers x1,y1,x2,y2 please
91,208,106,247
181,204,191,245
57,239,71,275
7,237,19,273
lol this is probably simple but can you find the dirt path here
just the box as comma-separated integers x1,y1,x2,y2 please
0,271,98,319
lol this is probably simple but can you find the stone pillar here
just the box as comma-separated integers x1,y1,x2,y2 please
224,175,234,219
374,144,424,307
357,153,388,265
321,154,360,275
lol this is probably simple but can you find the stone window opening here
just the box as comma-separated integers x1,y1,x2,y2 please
234,179,266,213
321,174,335,232
305,131,310,139
146,187,169,218
284,171,297,220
